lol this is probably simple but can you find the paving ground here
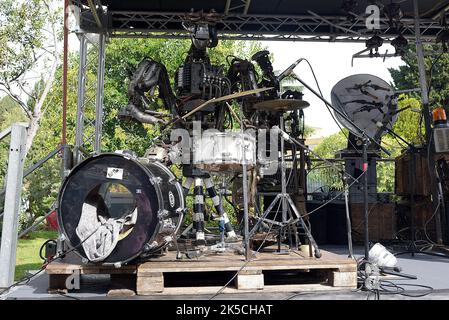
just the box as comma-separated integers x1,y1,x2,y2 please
2,245,449,300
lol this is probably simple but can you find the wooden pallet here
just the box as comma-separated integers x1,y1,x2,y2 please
137,249,356,295
45,263,137,296
46,249,356,296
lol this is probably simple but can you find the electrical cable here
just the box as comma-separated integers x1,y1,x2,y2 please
39,239,57,263
423,201,441,245
300,170,366,219
296,58,362,155
208,200,282,300
0,224,103,296
356,258,434,299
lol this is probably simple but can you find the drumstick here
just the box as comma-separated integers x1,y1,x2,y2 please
226,102,242,124
165,87,274,128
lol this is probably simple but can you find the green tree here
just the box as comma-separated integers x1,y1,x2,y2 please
389,45,449,108
101,38,265,155
16,38,266,223
0,0,61,156
313,130,347,158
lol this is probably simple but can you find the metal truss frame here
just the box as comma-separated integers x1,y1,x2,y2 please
74,32,106,165
69,1,448,166
106,11,445,42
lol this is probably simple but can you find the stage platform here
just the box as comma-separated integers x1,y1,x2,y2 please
3,245,449,300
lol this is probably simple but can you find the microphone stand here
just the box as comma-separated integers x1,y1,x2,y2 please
290,73,391,262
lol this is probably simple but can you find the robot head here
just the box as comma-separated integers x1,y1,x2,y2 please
183,22,218,50
182,10,220,50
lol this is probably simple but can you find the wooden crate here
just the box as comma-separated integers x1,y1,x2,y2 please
45,249,357,296
396,197,437,240
395,152,430,196
395,153,449,197
350,203,396,242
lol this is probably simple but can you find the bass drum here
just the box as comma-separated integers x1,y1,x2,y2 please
57,153,184,265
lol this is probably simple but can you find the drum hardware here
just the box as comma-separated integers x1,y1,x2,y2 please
234,101,253,260
343,173,355,259
163,87,274,129
251,117,322,258
181,175,239,248
292,72,392,262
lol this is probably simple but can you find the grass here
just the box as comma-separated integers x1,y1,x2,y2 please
15,229,58,281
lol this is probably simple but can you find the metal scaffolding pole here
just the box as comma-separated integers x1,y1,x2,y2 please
74,32,106,165
94,33,106,153
0,124,28,288
74,33,88,165
413,0,443,244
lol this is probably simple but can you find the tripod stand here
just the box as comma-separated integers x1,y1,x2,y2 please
256,116,322,258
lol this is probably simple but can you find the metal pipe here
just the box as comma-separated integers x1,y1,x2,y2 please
74,33,87,165
243,0,251,15
87,0,103,29
413,0,443,244
94,33,106,154
362,138,369,261
307,10,362,36
280,116,287,224
62,0,69,146
239,104,250,260
0,124,27,288
0,127,12,141
224,0,231,15
343,177,354,258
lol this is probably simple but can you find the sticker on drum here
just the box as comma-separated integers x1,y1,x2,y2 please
168,191,175,208
106,167,124,180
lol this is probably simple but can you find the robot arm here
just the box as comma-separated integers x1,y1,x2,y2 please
119,58,177,125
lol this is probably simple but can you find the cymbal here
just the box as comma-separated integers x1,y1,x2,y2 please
253,99,310,111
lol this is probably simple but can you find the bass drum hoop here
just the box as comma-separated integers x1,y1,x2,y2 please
57,153,179,265
142,160,185,253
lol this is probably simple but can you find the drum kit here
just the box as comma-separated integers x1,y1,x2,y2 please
57,14,394,265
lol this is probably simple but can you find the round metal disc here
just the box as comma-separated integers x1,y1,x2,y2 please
331,74,397,139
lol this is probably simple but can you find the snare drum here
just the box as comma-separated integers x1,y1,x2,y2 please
193,132,256,172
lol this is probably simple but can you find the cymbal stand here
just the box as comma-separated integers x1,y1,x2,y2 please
258,116,321,258
343,173,355,259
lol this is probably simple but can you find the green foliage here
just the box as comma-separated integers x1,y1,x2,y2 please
390,95,425,145
0,0,46,84
0,96,28,184
303,125,316,138
15,229,58,280
389,44,449,109
311,95,424,193
3,38,266,222
101,38,266,155
313,130,347,158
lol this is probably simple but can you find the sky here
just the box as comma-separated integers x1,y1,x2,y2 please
264,41,405,136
